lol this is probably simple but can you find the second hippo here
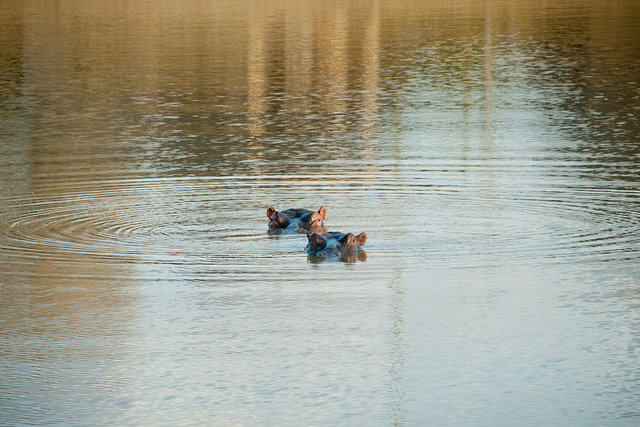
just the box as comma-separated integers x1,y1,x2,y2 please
267,206,328,234
306,231,367,261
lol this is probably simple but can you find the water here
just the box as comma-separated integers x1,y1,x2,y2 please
1,0,639,425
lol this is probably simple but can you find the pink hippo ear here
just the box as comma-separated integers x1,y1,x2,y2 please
318,206,327,219
356,232,367,245
267,207,277,220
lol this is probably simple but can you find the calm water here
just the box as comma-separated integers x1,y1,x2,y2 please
1,0,640,425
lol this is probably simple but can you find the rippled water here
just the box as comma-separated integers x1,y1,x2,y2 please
1,0,640,425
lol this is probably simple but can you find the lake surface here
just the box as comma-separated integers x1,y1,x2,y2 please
1,0,639,425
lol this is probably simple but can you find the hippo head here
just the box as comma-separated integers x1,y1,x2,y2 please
336,232,367,254
306,231,367,255
267,206,327,233
298,207,327,233
267,206,290,228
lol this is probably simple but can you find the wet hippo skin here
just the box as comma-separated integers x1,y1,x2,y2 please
306,231,367,262
267,206,328,234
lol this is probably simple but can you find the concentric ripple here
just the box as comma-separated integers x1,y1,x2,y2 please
1,170,639,275
1,177,267,267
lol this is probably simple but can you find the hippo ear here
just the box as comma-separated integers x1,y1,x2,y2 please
356,232,367,245
267,207,276,219
307,232,327,248
318,206,327,219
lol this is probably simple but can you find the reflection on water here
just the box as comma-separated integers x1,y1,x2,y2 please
1,0,639,425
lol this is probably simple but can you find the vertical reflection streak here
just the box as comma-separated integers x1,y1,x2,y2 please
362,0,381,135
482,10,494,147
247,6,267,136
315,4,348,132
284,4,313,126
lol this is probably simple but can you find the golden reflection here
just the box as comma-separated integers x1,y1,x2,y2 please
7,0,636,142
314,3,349,133
283,4,313,121
482,7,495,147
361,0,381,135
247,4,267,137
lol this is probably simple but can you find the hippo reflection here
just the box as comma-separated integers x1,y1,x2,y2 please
267,206,328,234
306,231,367,262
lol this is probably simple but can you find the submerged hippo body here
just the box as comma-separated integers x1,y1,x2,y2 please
267,206,327,234
306,231,367,262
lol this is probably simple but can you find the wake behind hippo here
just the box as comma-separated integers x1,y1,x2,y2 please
267,206,327,234
306,231,367,262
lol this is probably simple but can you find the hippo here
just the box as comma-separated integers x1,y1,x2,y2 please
306,231,367,262
267,206,328,234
